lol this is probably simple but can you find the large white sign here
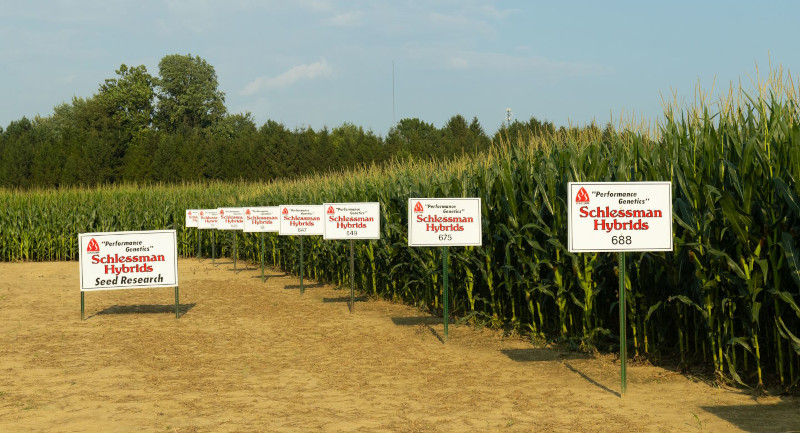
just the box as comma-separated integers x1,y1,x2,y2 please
323,202,381,240
79,230,179,291
217,207,244,230
185,209,199,228
243,206,280,233
197,209,219,229
568,182,673,252
408,198,482,247
279,205,324,236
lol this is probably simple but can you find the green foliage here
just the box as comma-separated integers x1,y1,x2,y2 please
155,53,226,131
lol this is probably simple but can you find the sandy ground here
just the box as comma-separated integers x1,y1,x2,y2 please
0,259,798,433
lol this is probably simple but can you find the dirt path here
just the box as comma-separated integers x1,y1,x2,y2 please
0,259,798,432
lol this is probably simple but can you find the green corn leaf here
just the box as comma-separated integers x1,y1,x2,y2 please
644,301,663,322
781,231,800,289
775,317,800,355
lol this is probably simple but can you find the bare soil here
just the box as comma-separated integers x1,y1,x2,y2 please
0,259,798,432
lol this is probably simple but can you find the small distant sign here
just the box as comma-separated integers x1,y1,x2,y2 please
217,207,244,230
408,198,482,247
185,209,199,228
243,206,280,233
567,182,673,252
323,202,380,240
279,205,324,236
197,209,219,230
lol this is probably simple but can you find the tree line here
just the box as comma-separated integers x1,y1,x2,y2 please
0,53,560,188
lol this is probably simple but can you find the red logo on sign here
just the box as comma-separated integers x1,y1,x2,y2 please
282,208,288,215
245,209,251,215
200,211,204,216
219,209,224,215
575,187,590,203
327,206,335,214
188,210,192,216
414,201,424,212
87,238,100,253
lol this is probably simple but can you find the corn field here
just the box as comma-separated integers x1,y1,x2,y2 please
1,72,799,392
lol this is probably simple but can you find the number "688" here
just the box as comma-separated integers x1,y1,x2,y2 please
611,235,632,245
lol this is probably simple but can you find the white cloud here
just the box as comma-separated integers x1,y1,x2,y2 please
242,58,332,95
323,10,365,27
407,48,614,77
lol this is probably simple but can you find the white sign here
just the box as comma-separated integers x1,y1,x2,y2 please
323,202,380,240
197,209,219,229
79,230,179,291
408,198,482,247
217,207,244,230
279,205,324,236
185,209,199,228
243,206,280,233
568,182,673,252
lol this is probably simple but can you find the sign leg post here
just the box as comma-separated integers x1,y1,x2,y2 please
175,286,180,319
197,229,201,261
261,232,265,282
443,246,449,341
81,291,84,320
619,252,627,396
300,236,304,295
212,231,216,265
350,239,355,313
233,231,237,270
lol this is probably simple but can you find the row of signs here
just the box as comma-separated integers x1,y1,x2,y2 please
79,183,673,291
185,199,485,247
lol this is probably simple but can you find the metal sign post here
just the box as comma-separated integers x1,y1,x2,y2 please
408,198,482,343
619,252,627,395
567,182,672,397
299,236,304,294
217,208,244,270
261,232,266,282
443,246,449,338
349,240,355,312
243,206,280,282
279,205,324,294
322,202,381,314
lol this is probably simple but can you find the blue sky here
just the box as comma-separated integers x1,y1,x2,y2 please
1,0,798,135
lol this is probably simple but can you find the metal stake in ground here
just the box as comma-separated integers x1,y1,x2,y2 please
212,230,216,265
443,246,449,340
233,231,237,270
261,232,266,282
349,239,355,313
197,228,201,260
619,251,627,396
81,292,84,320
175,286,180,319
299,236,304,294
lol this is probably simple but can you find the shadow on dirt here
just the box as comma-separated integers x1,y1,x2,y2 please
92,303,196,318
700,399,800,433
501,348,588,363
391,316,445,343
284,282,325,290
564,362,620,397
322,296,369,303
